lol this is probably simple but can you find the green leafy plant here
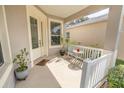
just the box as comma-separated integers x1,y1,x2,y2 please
60,37,77,47
60,37,78,56
60,37,70,45
116,59,124,66
107,65,124,88
60,37,69,52
13,48,29,72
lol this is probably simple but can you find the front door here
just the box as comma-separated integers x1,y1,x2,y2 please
30,16,42,61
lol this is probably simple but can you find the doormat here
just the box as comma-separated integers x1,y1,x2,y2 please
36,59,49,66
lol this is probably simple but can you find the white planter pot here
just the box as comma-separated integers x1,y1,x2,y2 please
15,68,29,80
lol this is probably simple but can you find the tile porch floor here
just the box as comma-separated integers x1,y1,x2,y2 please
15,55,61,88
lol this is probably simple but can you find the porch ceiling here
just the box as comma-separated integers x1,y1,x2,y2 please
38,5,89,18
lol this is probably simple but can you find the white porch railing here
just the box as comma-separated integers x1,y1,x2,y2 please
68,45,104,61
68,45,113,88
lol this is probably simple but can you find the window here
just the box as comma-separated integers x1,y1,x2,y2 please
50,21,61,46
30,16,39,49
65,8,109,29
0,42,4,66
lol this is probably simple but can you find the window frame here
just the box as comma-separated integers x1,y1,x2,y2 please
48,18,63,48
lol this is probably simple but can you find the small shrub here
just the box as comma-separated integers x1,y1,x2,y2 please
116,59,124,66
13,48,29,72
107,65,124,88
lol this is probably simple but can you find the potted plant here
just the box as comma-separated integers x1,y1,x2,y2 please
107,65,124,88
13,48,29,80
60,37,70,56
60,37,78,56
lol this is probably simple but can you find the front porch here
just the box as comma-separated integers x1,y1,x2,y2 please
15,54,80,88
15,44,113,88
0,5,124,88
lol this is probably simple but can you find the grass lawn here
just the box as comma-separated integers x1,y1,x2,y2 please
115,59,124,66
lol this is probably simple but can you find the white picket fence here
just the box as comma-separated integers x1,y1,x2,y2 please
68,45,113,88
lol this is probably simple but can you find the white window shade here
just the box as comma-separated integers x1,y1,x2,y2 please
64,8,109,29
86,8,109,19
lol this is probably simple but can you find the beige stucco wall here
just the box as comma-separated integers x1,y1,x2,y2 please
5,5,30,59
65,21,124,60
65,21,107,48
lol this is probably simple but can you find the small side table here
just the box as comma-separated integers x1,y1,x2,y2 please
73,50,83,59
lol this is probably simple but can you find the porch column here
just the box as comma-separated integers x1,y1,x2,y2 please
104,5,124,67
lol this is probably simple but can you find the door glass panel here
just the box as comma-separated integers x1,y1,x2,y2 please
41,22,44,46
30,16,39,49
0,42,4,66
